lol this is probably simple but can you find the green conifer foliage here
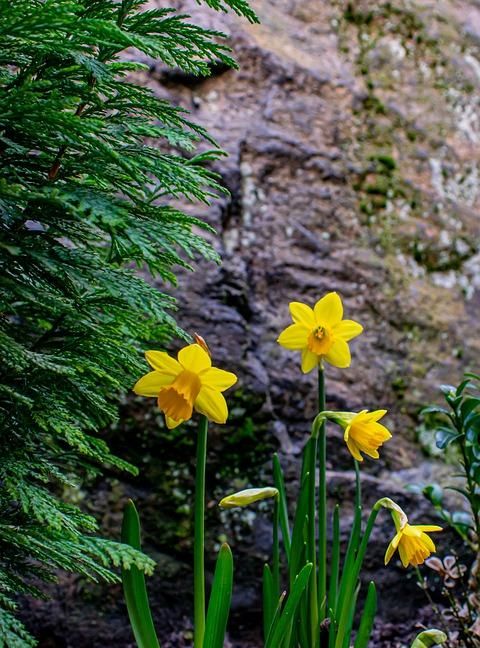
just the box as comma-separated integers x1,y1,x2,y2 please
0,1,256,645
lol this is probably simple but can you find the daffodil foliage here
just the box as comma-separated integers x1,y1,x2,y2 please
0,0,256,645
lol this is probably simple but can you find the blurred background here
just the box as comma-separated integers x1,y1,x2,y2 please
21,0,480,645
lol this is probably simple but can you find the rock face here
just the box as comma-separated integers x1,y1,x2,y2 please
22,1,480,646
159,0,480,439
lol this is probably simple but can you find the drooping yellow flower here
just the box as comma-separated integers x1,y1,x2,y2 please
343,410,391,461
315,409,392,461
277,292,363,373
133,343,237,429
385,522,442,568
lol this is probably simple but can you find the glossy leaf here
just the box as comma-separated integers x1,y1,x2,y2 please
435,427,462,449
423,484,444,506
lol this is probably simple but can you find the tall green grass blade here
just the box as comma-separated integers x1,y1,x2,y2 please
354,582,377,648
342,582,360,648
265,591,287,646
335,503,361,622
273,453,291,560
121,500,161,648
266,563,313,648
289,472,309,586
203,543,234,648
334,508,379,648
263,564,275,642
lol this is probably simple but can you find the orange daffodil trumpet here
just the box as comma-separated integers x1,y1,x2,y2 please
277,292,363,373
376,498,442,568
315,409,392,461
133,342,237,429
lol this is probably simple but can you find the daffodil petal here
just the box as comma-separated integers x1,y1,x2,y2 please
370,409,388,422
200,367,237,391
324,338,351,368
145,350,182,374
301,348,319,374
384,531,402,564
415,525,443,532
178,344,211,373
398,542,410,568
165,415,183,429
420,532,436,552
289,302,315,327
370,422,392,440
278,323,309,350
314,292,343,326
195,386,228,424
346,438,363,461
133,371,175,396
363,447,380,459
332,319,363,341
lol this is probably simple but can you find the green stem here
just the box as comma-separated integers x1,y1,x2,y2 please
194,415,208,648
354,461,361,511
318,366,327,623
273,497,280,603
308,433,319,646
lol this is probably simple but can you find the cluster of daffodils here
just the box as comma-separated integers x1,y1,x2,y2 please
134,293,442,571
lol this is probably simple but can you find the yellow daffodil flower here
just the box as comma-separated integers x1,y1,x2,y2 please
315,409,392,461
385,522,443,568
376,498,442,568
277,292,363,373
133,343,237,429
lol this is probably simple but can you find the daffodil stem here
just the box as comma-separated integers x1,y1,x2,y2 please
308,432,319,646
273,497,280,602
354,460,361,510
318,366,327,624
194,415,208,648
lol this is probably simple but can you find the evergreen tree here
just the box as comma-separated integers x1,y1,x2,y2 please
0,1,256,645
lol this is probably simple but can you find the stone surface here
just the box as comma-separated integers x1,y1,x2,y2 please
22,1,480,646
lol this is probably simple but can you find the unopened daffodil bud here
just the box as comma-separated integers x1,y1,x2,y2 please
219,487,279,509
411,629,447,647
